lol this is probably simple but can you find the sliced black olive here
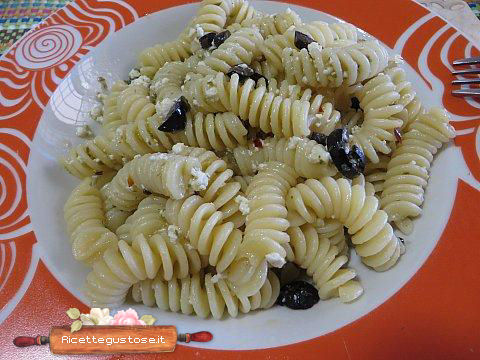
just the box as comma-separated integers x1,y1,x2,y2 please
294,31,315,50
250,72,269,87
327,128,365,179
158,96,190,133
277,280,319,310
394,128,402,143
227,64,268,85
351,96,361,111
326,128,349,152
329,144,366,179
227,64,254,79
199,32,217,50
213,30,231,48
308,132,327,146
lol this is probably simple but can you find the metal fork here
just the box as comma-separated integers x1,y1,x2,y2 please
451,56,480,97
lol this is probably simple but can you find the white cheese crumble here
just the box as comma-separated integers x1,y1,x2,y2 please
211,273,226,284
75,125,93,138
389,54,404,65
287,136,302,150
302,76,308,84
195,24,205,38
307,144,331,164
155,97,175,119
131,75,151,88
190,167,210,191
235,195,250,215
265,252,286,268
149,153,169,161
128,68,141,79
171,142,186,154
167,225,181,243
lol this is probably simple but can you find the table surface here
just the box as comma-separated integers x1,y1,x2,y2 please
1,0,480,55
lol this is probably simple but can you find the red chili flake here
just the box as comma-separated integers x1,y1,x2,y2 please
127,176,134,187
253,138,263,148
394,128,402,143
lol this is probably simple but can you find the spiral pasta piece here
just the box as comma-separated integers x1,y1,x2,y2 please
138,35,192,78
61,130,122,179
227,162,298,296
106,153,202,211
287,224,363,302
164,195,243,273
385,66,425,130
197,27,263,75
101,80,129,132
314,219,348,255
350,73,405,163
100,182,133,232
116,196,168,243
150,61,189,102
380,108,455,234
184,72,311,137
232,137,337,178
132,270,279,319
260,21,358,76
84,228,204,306
364,154,390,195
169,146,245,226
286,177,404,271
64,179,118,264
282,40,389,88
241,8,302,38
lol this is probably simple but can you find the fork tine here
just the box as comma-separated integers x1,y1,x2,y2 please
452,88,480,96
452,79,480,85
452,68,480,75
452,56,480,66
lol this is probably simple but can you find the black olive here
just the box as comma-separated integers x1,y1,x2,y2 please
327,128,365,179
199,32,217,49
329,144,366,179
213,30,231,48
158,96,190,133
398,237,405,244
277,280,319,310
326,128,349,152
294,31,315,50
250,72,268,87
308,132,327,146
351,96,361,111
227,64,268,85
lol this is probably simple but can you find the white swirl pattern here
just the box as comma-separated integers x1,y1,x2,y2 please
14,25,83,70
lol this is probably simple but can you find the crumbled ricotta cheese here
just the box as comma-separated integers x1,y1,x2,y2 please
134,154,141,159
155,97,175,118
287,136,302,150
307,144,331,164
149,153,169,161
211,273,226,284
235,195,250,215
172,142,186,154
131,75,151,88
195,24,205,38
265,252,286,268
190,167,210,191
128,68,141,79
204,78,218,99
167,225,181,243
76,125,93,138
